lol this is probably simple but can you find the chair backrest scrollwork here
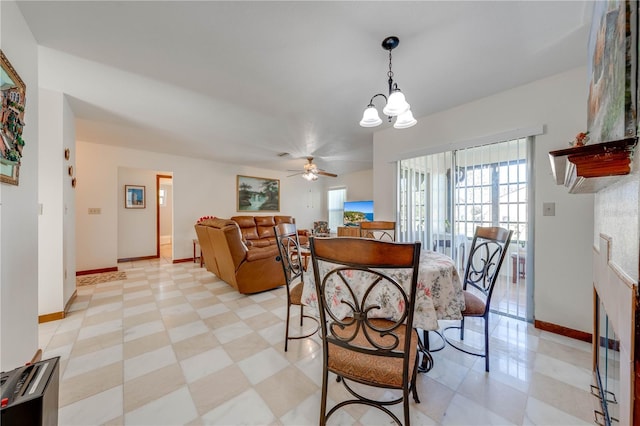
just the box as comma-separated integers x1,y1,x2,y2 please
310,237,421,357
274,223,304,289
463,226,513,306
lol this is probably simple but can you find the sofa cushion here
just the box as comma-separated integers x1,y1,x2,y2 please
274,216,294,224
232,216,259,241
229,215,302,247
255,216,277,239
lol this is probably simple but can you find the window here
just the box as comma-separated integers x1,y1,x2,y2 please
327,187,346,232
456,139,528,245
398,137,531,320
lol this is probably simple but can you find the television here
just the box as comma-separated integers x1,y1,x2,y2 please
343,200,374,226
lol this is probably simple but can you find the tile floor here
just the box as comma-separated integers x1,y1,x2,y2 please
39,256,598,425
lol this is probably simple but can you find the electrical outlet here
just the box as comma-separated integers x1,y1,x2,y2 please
543,202,555,216
88,208,101,215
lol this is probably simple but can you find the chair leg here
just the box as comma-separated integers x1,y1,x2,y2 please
319,370,329,426
299,304,304,326
484,314,490,372
403,388,411,426
411,359,420,403
460,317,465,340
284,302,291,352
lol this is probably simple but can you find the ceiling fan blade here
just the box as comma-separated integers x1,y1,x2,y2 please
287,172,303,177
317,171,337,177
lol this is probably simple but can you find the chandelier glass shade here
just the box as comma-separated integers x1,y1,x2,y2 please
359,36,417,129
359,105,383,127
393,108,417,129
382,90,410,116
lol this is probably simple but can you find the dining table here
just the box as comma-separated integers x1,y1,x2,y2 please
300,248,466,371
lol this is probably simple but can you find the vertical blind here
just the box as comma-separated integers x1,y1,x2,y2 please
397,137,530,319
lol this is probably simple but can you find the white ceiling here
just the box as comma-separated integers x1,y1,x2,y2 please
17,1,593,177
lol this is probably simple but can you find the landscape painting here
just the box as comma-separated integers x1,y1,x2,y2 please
237,175,280,212
587,0,637,143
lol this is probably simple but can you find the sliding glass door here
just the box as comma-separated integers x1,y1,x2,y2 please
398,137,531,321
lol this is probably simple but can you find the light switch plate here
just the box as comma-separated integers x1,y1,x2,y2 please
543,202,555,216
88,208,101,215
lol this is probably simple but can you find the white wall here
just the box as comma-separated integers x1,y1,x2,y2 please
374,67,594,333
321,169,374,219
62,94,76,306
38,89,76,316
76,141,324,270
117,167,158,259
0,1,40,370
594,153,639,282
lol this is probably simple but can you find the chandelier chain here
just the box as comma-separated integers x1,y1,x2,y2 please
387,50,394,79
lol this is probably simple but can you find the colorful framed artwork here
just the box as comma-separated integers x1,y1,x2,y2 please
236,175,280,212
0,50,27,186
125,185,146,209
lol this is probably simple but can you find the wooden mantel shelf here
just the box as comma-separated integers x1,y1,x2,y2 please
549,137,638,193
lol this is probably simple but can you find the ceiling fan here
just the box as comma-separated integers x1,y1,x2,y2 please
287,157,338,181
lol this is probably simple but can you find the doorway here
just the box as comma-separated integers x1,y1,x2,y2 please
157,174,173,262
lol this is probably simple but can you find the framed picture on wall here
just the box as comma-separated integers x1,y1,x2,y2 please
1,50,27,186
125,185,146,209
237,175,280,212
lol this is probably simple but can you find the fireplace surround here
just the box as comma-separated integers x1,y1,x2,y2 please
592,234,638,425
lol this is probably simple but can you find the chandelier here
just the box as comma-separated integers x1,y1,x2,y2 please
359,36,417,129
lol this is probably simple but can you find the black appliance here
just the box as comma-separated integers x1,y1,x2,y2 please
1,356,60,426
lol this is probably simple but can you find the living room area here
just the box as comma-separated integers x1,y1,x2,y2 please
3,1,638,425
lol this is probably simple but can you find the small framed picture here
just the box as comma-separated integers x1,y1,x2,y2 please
125,185,146,209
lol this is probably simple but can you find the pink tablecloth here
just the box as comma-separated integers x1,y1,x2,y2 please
301,250,465,331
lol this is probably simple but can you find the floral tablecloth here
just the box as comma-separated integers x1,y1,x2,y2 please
301,249,465,331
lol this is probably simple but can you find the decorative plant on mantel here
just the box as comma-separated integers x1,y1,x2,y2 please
570,131,590,147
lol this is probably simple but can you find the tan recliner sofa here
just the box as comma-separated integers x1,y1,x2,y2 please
194,216,306,294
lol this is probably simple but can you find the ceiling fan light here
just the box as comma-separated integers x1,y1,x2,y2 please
359,105,383,127
302,171,318,181
393,108,417,129
383,89,409,116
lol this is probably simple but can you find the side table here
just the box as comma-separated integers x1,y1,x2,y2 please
193,239,203,267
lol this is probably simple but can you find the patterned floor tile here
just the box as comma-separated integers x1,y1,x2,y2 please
39,257,595,425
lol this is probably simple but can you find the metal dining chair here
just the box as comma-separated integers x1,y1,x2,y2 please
442,226,512,372
310,236,422,425
273,223,319,352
